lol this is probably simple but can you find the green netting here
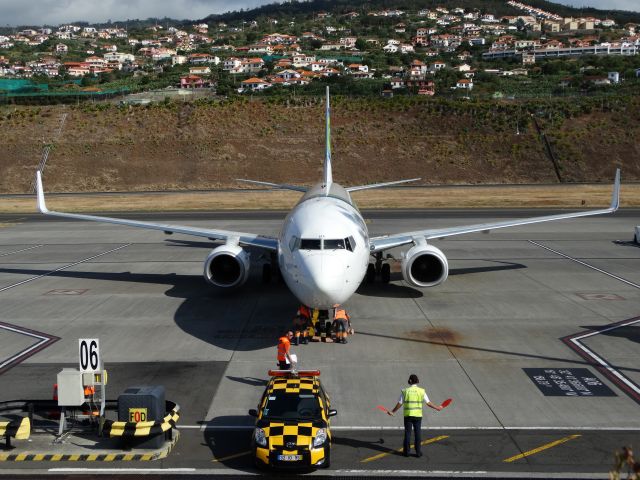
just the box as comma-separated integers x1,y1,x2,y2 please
0,79,49,92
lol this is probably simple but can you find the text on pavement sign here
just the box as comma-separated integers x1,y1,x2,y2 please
524,368,616,397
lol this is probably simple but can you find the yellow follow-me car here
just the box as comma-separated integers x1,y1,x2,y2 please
249,369,337,469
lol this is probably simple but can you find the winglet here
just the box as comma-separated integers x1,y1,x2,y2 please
35,170,49,213
323,86,333,194
610,168,620,211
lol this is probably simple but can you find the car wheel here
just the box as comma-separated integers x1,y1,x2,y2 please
321,449,331,469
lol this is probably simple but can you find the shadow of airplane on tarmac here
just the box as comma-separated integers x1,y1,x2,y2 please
0,241,526,354
580,325,640,345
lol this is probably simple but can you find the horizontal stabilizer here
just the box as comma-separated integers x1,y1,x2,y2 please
346,178,421,192
236,179,307,193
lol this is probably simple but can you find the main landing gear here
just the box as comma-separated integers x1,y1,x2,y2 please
366,252,391,284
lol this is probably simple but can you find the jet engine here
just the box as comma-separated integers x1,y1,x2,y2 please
401,244,449,288
204,244,250,288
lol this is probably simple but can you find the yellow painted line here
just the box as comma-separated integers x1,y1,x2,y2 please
68,454,80,461
361,435,449,463
141,454,153,461
503,434,581,463
86,454,98,461
33,454,45,461
51,454,63,461
211,450,252,463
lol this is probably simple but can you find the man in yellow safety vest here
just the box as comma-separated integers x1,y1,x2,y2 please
388,374,443,457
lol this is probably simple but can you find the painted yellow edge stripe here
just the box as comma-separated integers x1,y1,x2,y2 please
211,450,252,463
503,434,581,463
361,435,449,463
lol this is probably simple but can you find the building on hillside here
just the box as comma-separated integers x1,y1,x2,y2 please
241,77,271,91
456,78,473,89
180,74,209,88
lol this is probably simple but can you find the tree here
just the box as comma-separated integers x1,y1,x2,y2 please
355,38,367,51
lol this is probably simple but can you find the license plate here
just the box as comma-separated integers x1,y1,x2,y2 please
277,454,302,461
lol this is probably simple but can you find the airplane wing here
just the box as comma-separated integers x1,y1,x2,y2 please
346,178,421,192
235,179,307,192
369,169,621,253
35,171,278,251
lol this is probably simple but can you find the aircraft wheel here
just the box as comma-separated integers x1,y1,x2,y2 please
262,263,271,283
635,232,640,245
366,264,376,283
381,263,391,284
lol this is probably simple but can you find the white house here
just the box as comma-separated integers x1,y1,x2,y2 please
241,77,271,91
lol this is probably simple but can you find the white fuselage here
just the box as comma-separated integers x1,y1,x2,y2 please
278,182,370,309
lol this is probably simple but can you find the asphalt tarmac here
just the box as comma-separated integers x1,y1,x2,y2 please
0,209,639,478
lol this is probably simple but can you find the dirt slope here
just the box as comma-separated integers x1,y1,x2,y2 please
0,98,637,194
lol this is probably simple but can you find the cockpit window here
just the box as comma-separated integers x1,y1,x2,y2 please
345,236,355,252
300,239,322,250
289,236,299,252
324,239,345,250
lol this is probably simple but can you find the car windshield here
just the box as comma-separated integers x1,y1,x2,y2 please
262,393,322,420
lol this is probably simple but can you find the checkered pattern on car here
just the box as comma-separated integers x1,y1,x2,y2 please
263,422,320,452
267,377,319,394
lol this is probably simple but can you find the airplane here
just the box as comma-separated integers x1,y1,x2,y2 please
35,87,621,310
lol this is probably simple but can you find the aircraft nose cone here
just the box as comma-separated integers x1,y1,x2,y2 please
297,254,354,308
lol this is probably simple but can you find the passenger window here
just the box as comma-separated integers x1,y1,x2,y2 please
300,239,322,250
324,239,345,250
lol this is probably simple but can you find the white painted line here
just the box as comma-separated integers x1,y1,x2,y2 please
0,245,43,257
49,468,196,472
569,321,640,397
0,324,51,370
180,424,640,431
528,240,640,289
332,471,606,478
0,243,131,293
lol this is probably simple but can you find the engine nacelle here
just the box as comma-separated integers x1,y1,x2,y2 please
401,244,449,288
204,244,250,288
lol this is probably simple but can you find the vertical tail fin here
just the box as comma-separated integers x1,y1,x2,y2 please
323,86,333,193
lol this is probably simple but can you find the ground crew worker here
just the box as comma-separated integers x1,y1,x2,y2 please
387,374,442,457
611,446,639,480
298,304,311,323
292,314,309,345
277,331,294,370
332,304,351,344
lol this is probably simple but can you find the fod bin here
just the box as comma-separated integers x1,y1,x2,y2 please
117,385,166,449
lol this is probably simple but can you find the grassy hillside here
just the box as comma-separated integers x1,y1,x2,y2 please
0,95,637,194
